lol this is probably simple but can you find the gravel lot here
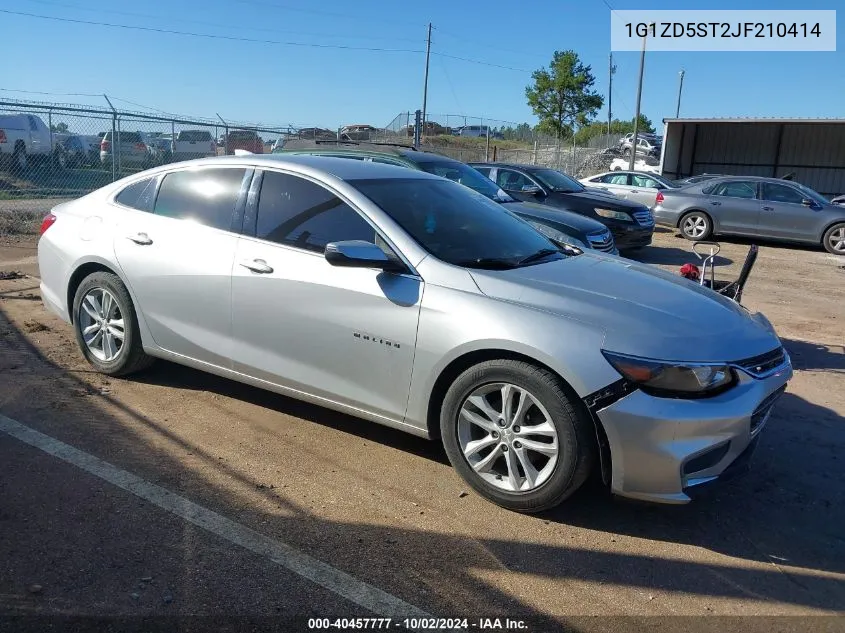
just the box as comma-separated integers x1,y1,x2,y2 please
0,228,843,631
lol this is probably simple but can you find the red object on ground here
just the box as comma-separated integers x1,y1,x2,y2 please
680,263,700,280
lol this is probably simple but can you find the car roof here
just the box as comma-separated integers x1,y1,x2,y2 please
278,140,470,165
468,162,551,171
153,153,440,181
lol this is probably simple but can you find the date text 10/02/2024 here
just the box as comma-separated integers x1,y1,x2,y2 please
307,617,529,630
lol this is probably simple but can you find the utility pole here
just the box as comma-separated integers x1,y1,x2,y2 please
628,25,650,172
421,23,432,139
675,69,685,118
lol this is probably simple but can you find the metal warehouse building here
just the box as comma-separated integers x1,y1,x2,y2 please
659,118,845,199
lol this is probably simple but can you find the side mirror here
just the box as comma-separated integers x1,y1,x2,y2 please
521,184,542,195
801,198,814,207
325,240,406,273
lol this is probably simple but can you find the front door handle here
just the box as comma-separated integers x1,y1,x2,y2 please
762,205,774,211
710,201,721,206
239,258,273,274
126,232,153,245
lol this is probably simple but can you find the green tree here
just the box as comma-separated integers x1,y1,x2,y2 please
50,122,69,133
525,50,603,141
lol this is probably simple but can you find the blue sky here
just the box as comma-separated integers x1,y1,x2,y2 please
1,0,842,130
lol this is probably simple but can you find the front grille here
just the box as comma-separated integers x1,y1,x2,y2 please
587,231,616,253
632,209,654,226
750,385,786,434
735,347,787,377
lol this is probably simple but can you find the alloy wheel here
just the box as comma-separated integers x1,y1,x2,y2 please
457,383,559,493
828,227,845,254
78,287,125,362
682,214,708,238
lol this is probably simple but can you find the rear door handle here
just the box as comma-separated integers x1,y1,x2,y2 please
710,201,721,206
126,232,153,245
762,205,774,211
239,258,273,274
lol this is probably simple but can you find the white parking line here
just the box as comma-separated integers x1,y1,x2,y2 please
0,413,431,621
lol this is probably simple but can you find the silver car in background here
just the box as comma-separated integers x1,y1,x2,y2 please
653,176,845,255
37,155,792,511
579,170,681,208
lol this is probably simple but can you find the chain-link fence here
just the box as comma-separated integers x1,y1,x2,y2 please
0,98,300,234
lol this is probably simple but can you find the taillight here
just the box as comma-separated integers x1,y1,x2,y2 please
135,142,146,150
655,191,665,205
101,140,111,151
40,213,57,235
0,130,6,143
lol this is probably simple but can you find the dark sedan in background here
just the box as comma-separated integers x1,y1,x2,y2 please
653,175,845,255
470,162,655,251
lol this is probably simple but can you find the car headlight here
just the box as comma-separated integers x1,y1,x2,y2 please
595,208,632,222
602,351,735,397
527,221,588,250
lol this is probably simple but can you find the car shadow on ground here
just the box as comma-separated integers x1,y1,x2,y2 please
627,243,733,267
782,338,845,373
1,305,844,621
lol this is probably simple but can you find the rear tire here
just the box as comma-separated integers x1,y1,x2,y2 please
72,272,154,376
679,210,713,241
822,223,845,255
440,359,595,513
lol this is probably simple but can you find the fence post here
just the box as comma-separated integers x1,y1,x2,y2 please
216,113,228,155
533,140,538,165
48,110,53,165
485,127,490,162
413,110,422,149
171,120,175,160
492,145,497,162
103,95,117,181
116,117,122,175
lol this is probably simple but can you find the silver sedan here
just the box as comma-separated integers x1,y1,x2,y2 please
653,176,845,255
37,155,792,511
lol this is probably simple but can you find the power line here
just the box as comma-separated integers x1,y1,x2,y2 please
435,29,549,62
0,9,426,53
233,0,425,29
23,0,426,44
0,88,102,98
600,0,615,12
433,52,530,73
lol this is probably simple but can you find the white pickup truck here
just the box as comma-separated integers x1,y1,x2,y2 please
0,113,54,171
170,129,217,161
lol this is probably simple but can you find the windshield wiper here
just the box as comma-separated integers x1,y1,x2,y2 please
456,257,517,270
517,248,562,265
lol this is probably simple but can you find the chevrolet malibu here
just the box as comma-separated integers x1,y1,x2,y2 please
37,155,792,512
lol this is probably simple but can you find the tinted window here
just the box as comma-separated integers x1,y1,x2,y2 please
531,169,584,193
154,168,246,230
229,131,258,141
473,167,492,177
497,169,534,190
414,158,507,201
178,130,212,141
353,177,566,268
256,171,375,252
115,177,159,212
27,116,39,131
711,181,757,199
761,183,805,204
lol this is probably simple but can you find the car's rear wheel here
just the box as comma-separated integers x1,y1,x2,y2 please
822,223,845,255
72,272,154,376
440,359,595,513
679,211,713,241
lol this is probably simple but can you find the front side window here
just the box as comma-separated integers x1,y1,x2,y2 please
115,177,159,212
256,171,376,253
496,169,533,191
352,177,566,269
710,181,757,199
154,167,247,230
761,182,806,205
473,166,492,178
602,173,630,185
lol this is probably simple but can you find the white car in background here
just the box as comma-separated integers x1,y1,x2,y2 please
609,157,660,174
580,170,681,208
0,113,53,170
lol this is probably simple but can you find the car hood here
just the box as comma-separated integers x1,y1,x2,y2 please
560,189,649,211
469,253,781,363
501,200,608,234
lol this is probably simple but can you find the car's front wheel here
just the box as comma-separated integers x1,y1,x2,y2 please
822,223,845,255
440,359,595,513
72,271,154,376
679,210,713,241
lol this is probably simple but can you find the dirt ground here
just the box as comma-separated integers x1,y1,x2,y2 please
0,228,843,631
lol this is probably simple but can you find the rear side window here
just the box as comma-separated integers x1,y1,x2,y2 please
709,181,757,199
473,167,492,177
154,168,247,230
115,177,159,212
256,171,375,252
178,130,212,141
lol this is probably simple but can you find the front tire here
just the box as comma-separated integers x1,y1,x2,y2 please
440,359,595,513
679,210,713,241
72,272,154,376
822,223,845,255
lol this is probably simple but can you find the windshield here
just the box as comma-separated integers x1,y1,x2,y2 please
415,158,513,202
530,169,584,193
351,177,567,269
179,130,212,141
